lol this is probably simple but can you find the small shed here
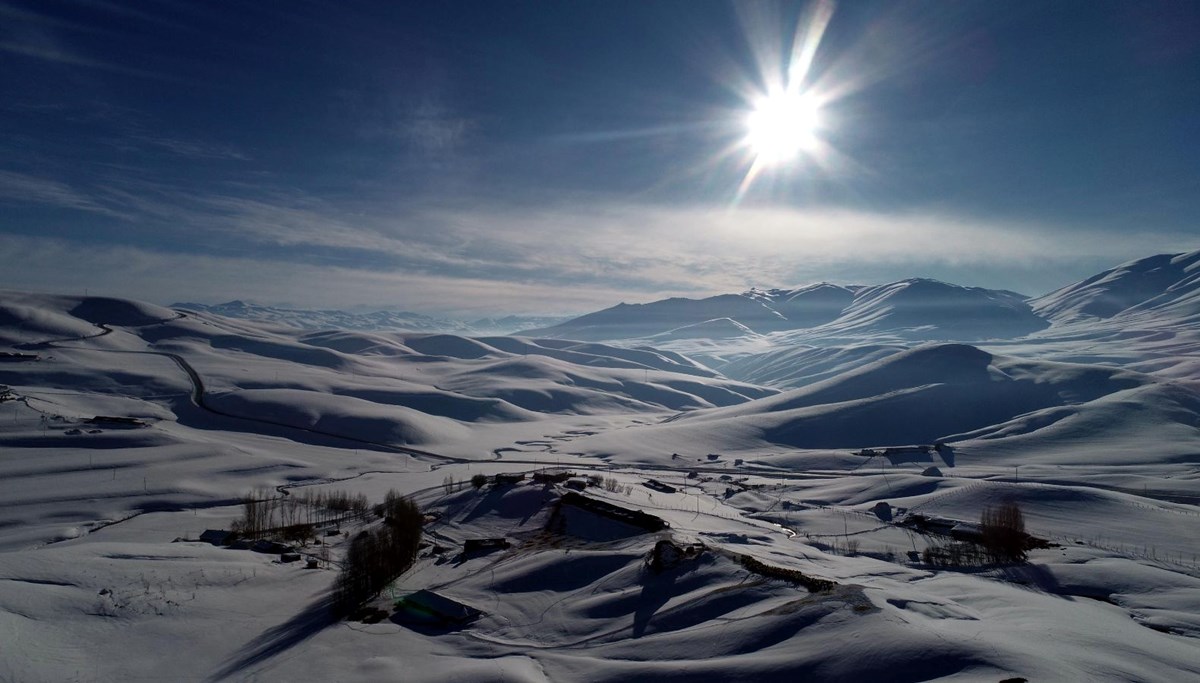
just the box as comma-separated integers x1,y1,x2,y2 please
463,538,510,554
0,352,38,363
84,416,147,428
949,523,983,543
199,529,232,546
533,468,574,484
395,589,482,626
252,540,293,554
494,472,526,486
643,479,676,494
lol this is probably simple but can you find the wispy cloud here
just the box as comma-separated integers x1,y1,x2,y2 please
0,38,168,80
396,202,1194,296
0,234,630,316
0,5,172,80
0,170,129,218
1,170,1192,313
118,134,250,161
400,101,473,155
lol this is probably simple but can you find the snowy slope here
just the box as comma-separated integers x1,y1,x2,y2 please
811,278,1047,340
1032,250,1200,324
566,343,1200,467
4,272,1200,682
652,317,761,341
0,291,776,550
718,342,906,388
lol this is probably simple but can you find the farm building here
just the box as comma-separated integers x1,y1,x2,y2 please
532,468,575,484
84,416,147,428
251,540,293,555
199,529,233,546
0,352,38,362
560,492,668,532
643,479,676,494
395,590,482,626
463,538,510,554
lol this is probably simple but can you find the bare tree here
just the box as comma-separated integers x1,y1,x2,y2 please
981,501,1027,563
335,490,424,615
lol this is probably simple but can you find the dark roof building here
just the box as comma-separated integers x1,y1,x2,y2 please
395,590,482,626
532,468,575,484
0,352,38,362
251,540,293,554
560,492,668,532
199,529,232,545
84,416,148,428
463,538,510,554
643,479,676,493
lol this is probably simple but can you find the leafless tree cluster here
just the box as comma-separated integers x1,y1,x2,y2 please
232,487,370,541
335,489,423,615
922,541,987,566
922,502,1029,567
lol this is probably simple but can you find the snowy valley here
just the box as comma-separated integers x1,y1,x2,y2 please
3,251,1200,682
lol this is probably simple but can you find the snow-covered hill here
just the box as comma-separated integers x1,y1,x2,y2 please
652,317,761,341
520,294,789,340
812,278,1047,340
1033,250,1200,325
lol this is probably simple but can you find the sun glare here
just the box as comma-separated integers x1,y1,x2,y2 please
745,90,821,165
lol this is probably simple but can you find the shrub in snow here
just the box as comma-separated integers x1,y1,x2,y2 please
738,554,836,592
980,501,1027,563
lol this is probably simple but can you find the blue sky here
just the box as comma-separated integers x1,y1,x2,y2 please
2,0,1199,315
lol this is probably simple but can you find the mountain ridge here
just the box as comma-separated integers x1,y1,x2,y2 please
520,277,1048,342
172,300,571,335
521,253,1200,342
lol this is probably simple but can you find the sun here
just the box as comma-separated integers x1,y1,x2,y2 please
745,90,821,165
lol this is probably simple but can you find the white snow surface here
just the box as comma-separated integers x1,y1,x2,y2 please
3,262,1200,682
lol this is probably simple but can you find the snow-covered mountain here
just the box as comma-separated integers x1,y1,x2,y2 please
813,279,1046,339
522,278,1046,342
175,251,1200,345
1032,250,1200,325
519,294,789,340
173,300,570,335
